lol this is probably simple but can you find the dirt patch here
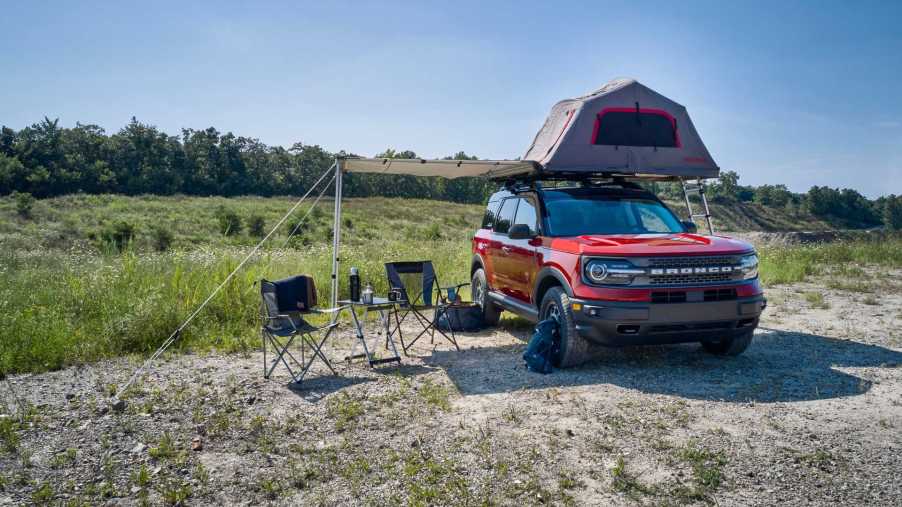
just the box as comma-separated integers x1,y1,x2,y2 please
2,277,901,505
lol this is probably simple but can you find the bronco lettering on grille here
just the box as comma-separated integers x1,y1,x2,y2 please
650,266,740,275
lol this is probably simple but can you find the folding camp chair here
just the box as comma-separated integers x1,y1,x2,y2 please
384,261,469,354
260,275,344,386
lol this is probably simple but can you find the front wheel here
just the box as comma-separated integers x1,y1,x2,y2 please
701,330,753,356
471,268,501,326
540,287,590,368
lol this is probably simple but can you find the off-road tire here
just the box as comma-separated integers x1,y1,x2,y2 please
540,286,590,368
471,268,502,326
701,330,753,356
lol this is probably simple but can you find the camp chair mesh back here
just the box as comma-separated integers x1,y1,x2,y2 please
260,275,338,385
384,261,460,353
385,261,436,308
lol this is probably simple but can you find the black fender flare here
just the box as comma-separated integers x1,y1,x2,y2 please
533,266,573,304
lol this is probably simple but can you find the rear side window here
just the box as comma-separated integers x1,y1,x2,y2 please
493,198,518,235
593,109,679,148
513,198,538,235
481,201,499,229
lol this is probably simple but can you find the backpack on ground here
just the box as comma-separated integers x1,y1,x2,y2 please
523,318,559,374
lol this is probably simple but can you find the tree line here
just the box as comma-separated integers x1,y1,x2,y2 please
0,117,494,203
645,171,901,229
1,117,900,229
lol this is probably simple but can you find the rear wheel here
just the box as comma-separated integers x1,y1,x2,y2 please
540,287,590,368
701,330,753,356
471,268,501,326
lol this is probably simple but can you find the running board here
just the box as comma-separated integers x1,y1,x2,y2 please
488,291,539,322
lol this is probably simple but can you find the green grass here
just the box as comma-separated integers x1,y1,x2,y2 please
758,238,902,285
326,393,365,432
0,197,478,374
1,193,899,375
418,379,452,411
803,291,829,309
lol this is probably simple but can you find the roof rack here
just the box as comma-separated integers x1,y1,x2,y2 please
488,168,696,183
501,175,648,194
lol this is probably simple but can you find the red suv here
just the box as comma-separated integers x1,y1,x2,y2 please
470,180,766,367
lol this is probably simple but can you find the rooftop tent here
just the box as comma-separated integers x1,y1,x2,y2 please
522,78,720,179
343,79,719,181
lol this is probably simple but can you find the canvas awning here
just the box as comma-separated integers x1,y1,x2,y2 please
339,157,538,179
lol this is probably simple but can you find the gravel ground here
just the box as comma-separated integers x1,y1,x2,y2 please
2,274,901,506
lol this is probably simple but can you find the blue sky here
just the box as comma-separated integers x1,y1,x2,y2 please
2,1,900,197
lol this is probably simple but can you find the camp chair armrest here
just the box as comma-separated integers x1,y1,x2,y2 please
438,283,470,290
309,321,341,332
263,314,300,332
310,305,348,314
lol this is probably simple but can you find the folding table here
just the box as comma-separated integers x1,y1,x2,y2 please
338,298,404,367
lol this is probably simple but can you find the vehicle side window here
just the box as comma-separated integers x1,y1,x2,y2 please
513,197,538,235
481,200,499,229
493,198,519,235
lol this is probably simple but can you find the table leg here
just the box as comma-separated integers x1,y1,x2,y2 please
385,307,402,361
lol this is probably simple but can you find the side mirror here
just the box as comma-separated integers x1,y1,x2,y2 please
508,224,535,240
681,220,698,234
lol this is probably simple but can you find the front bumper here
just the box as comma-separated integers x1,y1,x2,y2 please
570,294,766,346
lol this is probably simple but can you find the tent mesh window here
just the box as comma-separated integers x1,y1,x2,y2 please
593,110,678,148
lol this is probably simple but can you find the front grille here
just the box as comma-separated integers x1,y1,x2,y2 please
649,272,734,285
651,291,687,304
704,288,737,301
651,288,737,304
648,256,737,268
647,255,742,286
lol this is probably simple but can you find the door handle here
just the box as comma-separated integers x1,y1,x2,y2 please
501,246,513,254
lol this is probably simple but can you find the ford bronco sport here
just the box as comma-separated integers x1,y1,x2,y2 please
470,179,766,367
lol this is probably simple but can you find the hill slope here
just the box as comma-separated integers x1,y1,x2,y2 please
0,193,842,253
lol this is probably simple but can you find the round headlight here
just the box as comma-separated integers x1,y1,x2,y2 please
587,262,608,282
739,254,759,280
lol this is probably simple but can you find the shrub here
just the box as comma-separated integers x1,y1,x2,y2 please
247,214,266,238
12,191,34,218
151,226,174,252
285,219,306,237
216,206,242,236
425,223,442,240
102,221,135,251
883,195,902,230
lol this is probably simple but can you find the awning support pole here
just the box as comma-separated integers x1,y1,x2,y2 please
330,159,343,314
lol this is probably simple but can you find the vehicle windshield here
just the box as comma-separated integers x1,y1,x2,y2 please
542,190,685,236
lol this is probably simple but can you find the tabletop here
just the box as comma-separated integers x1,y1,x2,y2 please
338,297,407,308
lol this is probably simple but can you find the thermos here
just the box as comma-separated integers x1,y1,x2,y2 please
349,267,360,302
